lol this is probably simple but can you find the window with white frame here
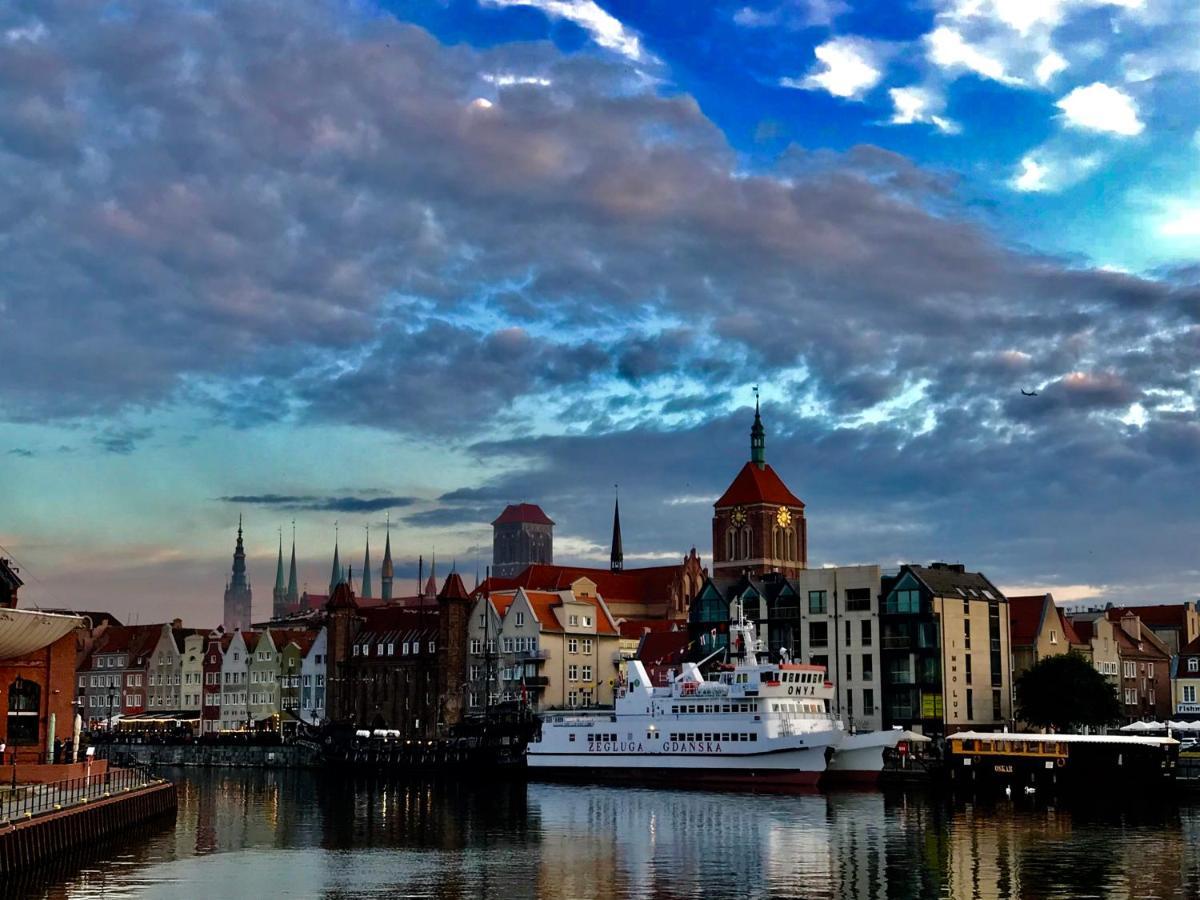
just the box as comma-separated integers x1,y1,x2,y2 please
470,639,482,654
568,615,578,626
568,665,579,682
515,611,525,627
428,641,435,653
581,665,592,681
503,637,514,653
582,639,593,654
1190,658,1199,673
1184,685,1197,703
568,638,579,654
582,616,592,627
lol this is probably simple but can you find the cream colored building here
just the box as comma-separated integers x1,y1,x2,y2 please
180,633,205,712
1069,614,1121,685
468,579,621,711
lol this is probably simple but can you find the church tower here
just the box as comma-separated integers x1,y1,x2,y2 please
272,532,287,619
285,525,299,608
381,518,394,602
711,397,807,587
491,504,554,578
610,493,624,573
223,516,253,632
360,528,373,600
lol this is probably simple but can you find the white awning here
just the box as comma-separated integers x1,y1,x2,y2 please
0,608,84,660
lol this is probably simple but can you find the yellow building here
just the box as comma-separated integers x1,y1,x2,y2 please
467,583,621,710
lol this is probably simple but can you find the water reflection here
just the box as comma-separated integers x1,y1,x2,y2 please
11,770,1200,900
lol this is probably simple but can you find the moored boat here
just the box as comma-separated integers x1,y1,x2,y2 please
526,615,842,789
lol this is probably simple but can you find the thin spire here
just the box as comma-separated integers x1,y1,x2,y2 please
328,523,343,596
286,521,299,604
361,525,373,599
750,385,765,468
610,484,624,573
229,516,248,591
381,513,394,602
274,529,286,594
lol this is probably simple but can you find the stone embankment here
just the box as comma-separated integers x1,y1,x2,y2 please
108,742,322,769
0,770,176,875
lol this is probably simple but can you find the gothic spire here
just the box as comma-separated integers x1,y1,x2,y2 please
274,531,286,594
750,386,765,468
286,522,299,604
229,515,248,591
361,526,373,600
328,525,344,596
380,514,394,602
610,487,624,573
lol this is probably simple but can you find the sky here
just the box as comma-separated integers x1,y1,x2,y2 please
2,0,1200,623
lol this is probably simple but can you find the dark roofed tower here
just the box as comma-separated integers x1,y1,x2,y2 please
711,397,807,588
491,503,554,578
223,516,253,632
610,494,624,573
272,532,287,619
381,519,394,602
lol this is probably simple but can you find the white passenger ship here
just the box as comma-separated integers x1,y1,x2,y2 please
527,617,843,787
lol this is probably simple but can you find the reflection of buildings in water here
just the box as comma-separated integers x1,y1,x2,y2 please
528,785,836,900
819,793,887,899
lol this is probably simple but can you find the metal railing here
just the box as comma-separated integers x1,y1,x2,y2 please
0,767,160,824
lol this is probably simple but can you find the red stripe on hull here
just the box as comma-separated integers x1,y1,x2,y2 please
823,769,883,787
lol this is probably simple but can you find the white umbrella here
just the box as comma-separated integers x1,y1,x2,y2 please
1120,721,1151,732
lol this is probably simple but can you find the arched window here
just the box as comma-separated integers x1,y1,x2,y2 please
789,529,797,562
6,677,40,745
741,529,751,559
726,528,737,560
772,528,781,560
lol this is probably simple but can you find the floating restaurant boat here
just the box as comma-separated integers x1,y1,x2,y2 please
946,730,1179,793
527,615,844,787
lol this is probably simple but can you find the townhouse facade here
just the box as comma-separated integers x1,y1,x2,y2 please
1174,635,1200,718
467,581,621,711
1009,593,1087,682
300,627,328,725
879,563,1013,737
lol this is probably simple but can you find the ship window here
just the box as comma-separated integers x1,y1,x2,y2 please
569,734,575,742
750,733,758,741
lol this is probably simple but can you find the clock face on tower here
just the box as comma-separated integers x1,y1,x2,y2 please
731,506,746,527
776,507,792,528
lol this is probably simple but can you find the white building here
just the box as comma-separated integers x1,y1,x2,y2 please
300,626,328,725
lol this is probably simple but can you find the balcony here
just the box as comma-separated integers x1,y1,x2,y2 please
881,636,911,650
887,671,916,686
524,676,550,687
517,649,549,661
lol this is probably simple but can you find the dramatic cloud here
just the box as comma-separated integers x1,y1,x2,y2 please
220,494,419,513
480,0,649,62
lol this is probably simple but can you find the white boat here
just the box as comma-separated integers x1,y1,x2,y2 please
826,729,930,783
526,615,843,788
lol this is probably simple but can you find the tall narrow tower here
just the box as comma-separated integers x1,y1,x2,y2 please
381,517,394,602
272,531,287,619
360,527,373,600
223,516,253,632
328,534,344,596
286,524,299,607
491,504,554,578
610,491,624,573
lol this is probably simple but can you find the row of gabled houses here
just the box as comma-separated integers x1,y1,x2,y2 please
75,618,330,734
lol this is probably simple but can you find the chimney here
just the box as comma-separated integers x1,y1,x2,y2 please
1120,613,1140,643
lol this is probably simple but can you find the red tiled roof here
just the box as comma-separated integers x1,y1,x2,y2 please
1110,619,1170,660
1072,618,1096,642
714,462,804,508
1057,608,1082,645
1107,604,1191,629
270,628,319,655
477,563,681,607
1008,595,1048,647
619,619,682,639
490,588,617,635
491,503,555,526
1180,634,1200,657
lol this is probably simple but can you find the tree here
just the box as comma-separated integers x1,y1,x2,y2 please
1014,651,1121,732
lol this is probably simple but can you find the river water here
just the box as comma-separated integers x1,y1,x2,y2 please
11,769,1200,899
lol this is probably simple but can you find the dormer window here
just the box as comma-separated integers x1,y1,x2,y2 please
1189,658,1198,673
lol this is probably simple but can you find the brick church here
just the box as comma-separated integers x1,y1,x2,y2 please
711,396,807,587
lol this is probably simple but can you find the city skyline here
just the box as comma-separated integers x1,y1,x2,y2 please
4,0,1200,622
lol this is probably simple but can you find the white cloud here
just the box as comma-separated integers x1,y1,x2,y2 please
1035,51,1067,84
1010,149,1101,192
888,86,960,133
481,0,647,62
733,0,848,29
926,25,1021,84
785,37,883,100
1056,82,1144,135
482,73,553,87
1159,208,1200,236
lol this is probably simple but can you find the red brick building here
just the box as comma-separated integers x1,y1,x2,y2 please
1107,609,1172,721
0,559,85,764
712,400,808,587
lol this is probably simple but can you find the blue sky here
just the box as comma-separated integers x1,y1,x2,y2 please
1,0,1198,622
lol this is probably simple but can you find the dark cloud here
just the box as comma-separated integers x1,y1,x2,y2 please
92,427,152,455
7,448,34,457
221,494,418,513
